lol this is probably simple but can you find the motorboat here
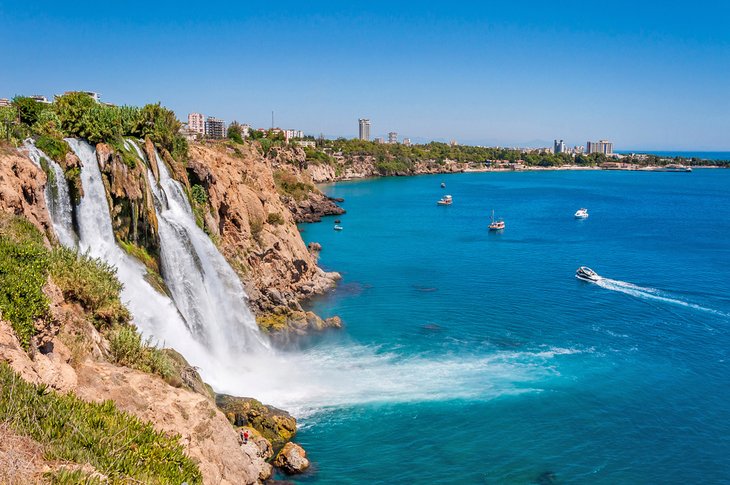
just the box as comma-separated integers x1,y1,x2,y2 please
441,182,446,188
574,208,589,219
437,195,453,205
333,225,343,231
488,210,505,231
575,266,600,282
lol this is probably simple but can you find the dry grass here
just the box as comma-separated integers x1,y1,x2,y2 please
0,422,46,484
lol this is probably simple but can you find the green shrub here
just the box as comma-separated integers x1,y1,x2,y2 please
273,170,314,201
12,96,44,125
0,216,49,349
191,184,208,205
48,247,130,329
107,325,173,379
266,212,284,225
35,135,70,162
0,362,201,484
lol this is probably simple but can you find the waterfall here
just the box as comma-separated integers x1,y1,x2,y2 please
65,138,222,375
128,140,270,359
24,140,77,248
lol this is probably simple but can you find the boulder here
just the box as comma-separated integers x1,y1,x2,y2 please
216,394,296,450
273,442,310,475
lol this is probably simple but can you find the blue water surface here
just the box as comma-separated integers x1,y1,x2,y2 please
287,169,730,484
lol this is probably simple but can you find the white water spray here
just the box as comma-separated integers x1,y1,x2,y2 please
24,141,77,248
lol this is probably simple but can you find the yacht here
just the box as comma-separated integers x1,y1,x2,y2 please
333,224,343,231
575,266,600,282
574,208,589,219
488,210,505,231
437,195,453,205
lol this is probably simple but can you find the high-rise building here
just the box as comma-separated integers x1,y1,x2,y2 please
388,131,398,144
188,113,205,135
586,139,613,155
358,119,371,141
554,139,566,153
205,117,226,139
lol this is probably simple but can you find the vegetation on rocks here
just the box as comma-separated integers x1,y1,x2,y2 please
107,325,173,379
0,362,202,484
216,394,297,451
273,169,315,201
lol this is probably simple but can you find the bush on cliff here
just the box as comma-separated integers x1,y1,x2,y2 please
0,217,50,349
48,247,131,329
107,325,173,379
0,362,202,484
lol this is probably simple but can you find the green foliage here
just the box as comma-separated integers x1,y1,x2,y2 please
54,92,96,136
0,362,202,484
109,138,138,168
80,103,122,144
107,325,174,379
273,170,315,201
0,217,50,349
227,121,244,144
48,247,130,329
304,147,333,165
12,96,44,125
33,108,64,138
259,138,273,155
191,184,208,205
266,212,285,225
138,103,181,153
0,106,19,141
35,135,70,162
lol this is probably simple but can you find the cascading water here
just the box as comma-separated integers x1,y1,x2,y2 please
24,140,77,248
65,138,222,375
127,140,269,360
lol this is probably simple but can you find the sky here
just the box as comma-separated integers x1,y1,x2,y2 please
1,1,729,150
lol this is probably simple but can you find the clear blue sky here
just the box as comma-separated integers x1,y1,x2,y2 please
1,0,728,150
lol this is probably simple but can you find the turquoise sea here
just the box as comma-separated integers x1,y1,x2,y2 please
289,169,730,484
616,150,730,161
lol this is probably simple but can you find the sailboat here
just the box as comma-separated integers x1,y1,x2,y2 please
488,210,505,231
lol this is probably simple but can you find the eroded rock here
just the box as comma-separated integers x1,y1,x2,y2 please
273,442,310,475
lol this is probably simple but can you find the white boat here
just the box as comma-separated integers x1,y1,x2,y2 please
659,164,692,172
437,195,453,205
333,225,343,231
574,208,589,218
440,182,446,188
488,210,505,231
575,266,600,282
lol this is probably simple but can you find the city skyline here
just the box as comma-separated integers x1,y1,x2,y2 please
1,1,728,150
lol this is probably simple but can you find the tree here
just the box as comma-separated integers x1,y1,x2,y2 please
227,121,244,144
12,96,45,126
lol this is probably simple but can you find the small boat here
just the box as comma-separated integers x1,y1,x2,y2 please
574,208,589,219
575,266,600,282
440,182,446,188
333,225,343,231
488,210,505,231
437,195,453,205
334,219,341,224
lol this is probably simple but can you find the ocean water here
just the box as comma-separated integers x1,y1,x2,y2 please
287,169,730,484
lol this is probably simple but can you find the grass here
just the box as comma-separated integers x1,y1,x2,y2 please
48,247,130,330
35,135,70,163
266,212,285,225
107,325,173,380
0,362,202,484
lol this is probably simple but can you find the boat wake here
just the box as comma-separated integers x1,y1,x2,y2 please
595,278,728,318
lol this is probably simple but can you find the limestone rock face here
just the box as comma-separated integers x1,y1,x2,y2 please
273,442,310,475
216,393,297,451
0,146,53,242
187,143,340,314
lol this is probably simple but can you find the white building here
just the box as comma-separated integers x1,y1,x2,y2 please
359,119,371,141
587,139,613,155
388,131,398,144
284,129,304,142
188,113,205,135
0,98,10,107
554,139,566,153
